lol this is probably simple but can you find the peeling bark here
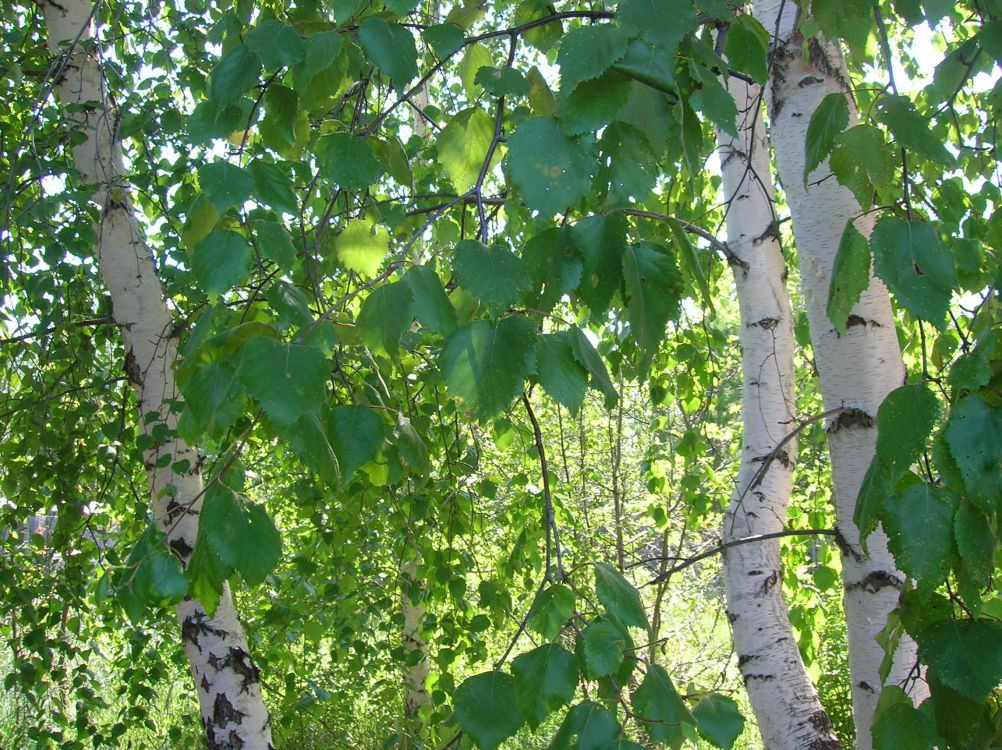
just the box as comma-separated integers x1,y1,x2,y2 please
40,1,274,747
752,2,928,746
717,73,841,750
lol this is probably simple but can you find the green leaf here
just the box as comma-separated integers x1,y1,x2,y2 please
596,122,659,208
330,405,387,479
359,17,419,92
872,687,938,750
458,43,493,100
548,702,619,750
115,527,188,623
577,619,626,678
804,92,849,183
507,116,594,218
827,220,871,333
454,672,524,750
871,217,957,326
691,74,738,138
200,487,282,586
632,664,693,746
572,212,627,317
523,227,583,313
725,14,770,85
883,482,958,591
954,500,994,584
356,281,414,357
402,264,457,334
248,160,298,215
512,644,579,729
208,43,262,106
570,326,618,408
622,243,684,375
944,395,1002,512
452,240,532,317
437,108,497,192
335,219,390,278
619,0,696,55
254,220,297,271
527,584,575,641
919,619,1002,701
424,23,466,59
831,124,896,209
668,218,713,315
192,230,254,296
260,85,300,150
854,457,892,548
299,30,343,81
317,132,386,190
198,161,254,212
535,333,588,414
188,98,252,145
559,71,632,136
280,411,339,482
611,38,675,95
475,66,530,97
441,317,537,420
811,0,872,51
692,694,745,749
875,384,941,479
594,561,649,631
246,20,305,70
393,414,431,476
179,361,244,440
236,335,328,426
556,24,629,90
876,94,955,166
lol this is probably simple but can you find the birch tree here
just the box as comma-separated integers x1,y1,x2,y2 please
751,2,927,744
717,74,839,749
38,1,274,746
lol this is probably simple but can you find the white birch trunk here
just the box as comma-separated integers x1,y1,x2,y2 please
751,3,928,747
40,2,274,746
400,556,431,720
718,75,841,750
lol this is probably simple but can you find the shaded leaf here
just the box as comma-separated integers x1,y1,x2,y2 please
512,644,579,729
358,17,419,91
594,562,649,631
871,217,957,327
441,317,537,419
452,240,532,317
454,672,524,750
236,335,328,426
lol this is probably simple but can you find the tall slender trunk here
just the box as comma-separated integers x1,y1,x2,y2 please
400,555,431,723
752,3,928,746
40,2,274,747
717,75,840,750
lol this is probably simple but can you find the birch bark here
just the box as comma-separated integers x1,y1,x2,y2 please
751,3,928,746
717,74,840,750
40,2,274,747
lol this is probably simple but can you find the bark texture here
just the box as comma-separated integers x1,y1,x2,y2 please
41,2,275,747
752,2,928,746
718,75,840,750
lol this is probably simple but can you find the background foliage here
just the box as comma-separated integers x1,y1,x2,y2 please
1,0,1001,747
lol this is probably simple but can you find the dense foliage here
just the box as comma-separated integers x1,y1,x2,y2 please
1,0,1001,748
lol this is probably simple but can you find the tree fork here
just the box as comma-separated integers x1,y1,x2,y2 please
39,1,275,746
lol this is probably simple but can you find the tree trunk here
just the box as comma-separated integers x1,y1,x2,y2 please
751,3,928,746
400,556,431,722
40,2,274,747
717,73,840,750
